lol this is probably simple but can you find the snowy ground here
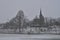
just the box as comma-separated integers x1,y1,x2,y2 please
0,34,60,40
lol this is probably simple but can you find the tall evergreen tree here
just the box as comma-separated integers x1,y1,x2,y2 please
16,10,24,32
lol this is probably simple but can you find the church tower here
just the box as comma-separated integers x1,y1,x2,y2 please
39,9,44,26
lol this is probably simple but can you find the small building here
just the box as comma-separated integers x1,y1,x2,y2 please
48,25,60,34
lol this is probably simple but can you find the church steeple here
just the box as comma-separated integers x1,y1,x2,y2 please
39,9,43,19
39,9,44,26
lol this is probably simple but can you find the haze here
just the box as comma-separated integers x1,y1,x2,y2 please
0,0,60,23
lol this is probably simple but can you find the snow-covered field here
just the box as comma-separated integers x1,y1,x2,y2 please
0,34,60,40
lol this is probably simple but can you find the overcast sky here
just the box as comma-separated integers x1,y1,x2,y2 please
0,0,60,23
